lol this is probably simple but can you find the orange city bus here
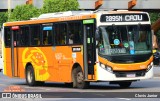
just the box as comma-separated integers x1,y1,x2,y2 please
2,10,153,88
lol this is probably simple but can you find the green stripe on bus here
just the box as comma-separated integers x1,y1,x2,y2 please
83,19,94,24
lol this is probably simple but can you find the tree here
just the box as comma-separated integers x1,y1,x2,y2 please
149,12,160,24
149,12,160,39
0,12,8,28
9,4,40,21
42,0,79,13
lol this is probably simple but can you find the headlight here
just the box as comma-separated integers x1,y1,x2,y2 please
106,66,113,73
146,62,153,72
100,62,113,73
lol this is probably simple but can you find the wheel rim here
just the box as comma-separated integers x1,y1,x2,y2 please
77,72,83,83
27,70,33,83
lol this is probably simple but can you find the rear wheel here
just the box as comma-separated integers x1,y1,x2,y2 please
26,65,45,86
26,65,37,86
72,67,89,89
118,81,132,88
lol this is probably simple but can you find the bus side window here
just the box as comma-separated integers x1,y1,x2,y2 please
19,26,29,46
55,23,67,45
30,25,40,46
68,21,82,45
42,26,53,45
4,27,11,47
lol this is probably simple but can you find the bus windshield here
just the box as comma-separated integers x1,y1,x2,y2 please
98,25,152,56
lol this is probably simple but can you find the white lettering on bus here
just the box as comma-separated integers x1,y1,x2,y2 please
106,16,122,22
125,15,142,21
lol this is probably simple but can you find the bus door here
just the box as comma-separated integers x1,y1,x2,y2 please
83,19,96,80
11,26,20,77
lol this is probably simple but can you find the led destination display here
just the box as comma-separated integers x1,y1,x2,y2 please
100,13,149,22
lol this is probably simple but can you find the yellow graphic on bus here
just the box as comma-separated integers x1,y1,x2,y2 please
22,48,49,81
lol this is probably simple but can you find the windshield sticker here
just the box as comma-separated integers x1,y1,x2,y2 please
124,43,129,48
129,41,135,54
130,50,135,54
129,41,134,49
87,38,90,43
109,48,126,54
114,39,120,45
72,53,76,58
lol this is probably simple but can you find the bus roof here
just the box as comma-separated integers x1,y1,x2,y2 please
4,10,147,27
4,11,96,26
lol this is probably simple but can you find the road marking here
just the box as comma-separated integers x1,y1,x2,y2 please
117,98,131,100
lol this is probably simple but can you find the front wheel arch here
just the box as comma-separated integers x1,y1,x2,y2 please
72,65,89,89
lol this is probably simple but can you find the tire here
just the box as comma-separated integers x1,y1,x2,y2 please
25,65,37,86
72,67,89,89
118,81,132,88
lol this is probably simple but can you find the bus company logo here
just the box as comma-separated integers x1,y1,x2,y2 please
22,48,50,80
2,93,11,98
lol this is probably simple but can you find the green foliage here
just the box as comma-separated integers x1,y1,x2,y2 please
9,4,40,21
149,12,160,39
42,0,79,13
0,12,8,28
149,12,160,24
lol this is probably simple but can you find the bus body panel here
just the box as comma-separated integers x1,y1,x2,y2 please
4,45,84,82
96,65,153,81
98,56,153,71
2,11,153,87
95,56,153,81
3,48,12,77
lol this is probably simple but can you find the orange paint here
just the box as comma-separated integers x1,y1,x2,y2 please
98,56,153,71
2,11,152,84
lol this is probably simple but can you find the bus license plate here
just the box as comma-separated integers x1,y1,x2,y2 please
127,74,136,78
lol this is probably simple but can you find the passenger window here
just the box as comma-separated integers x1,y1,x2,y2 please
42,26,53,45
30,25,40,46
55,23,67,45
19,26,29,46
68,22,83,44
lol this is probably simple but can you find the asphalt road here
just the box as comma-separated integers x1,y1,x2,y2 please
0,67,160,101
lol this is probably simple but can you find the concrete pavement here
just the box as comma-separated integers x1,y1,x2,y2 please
154,66,160,77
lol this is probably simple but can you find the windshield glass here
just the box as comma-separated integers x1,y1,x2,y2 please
98,25,152,56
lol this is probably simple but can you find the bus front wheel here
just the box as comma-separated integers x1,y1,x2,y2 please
26,65,37,86
72,67,89,89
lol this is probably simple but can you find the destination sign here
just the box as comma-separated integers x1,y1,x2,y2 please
100,14,149,22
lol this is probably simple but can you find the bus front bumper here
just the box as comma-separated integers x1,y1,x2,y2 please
96,64,153,81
